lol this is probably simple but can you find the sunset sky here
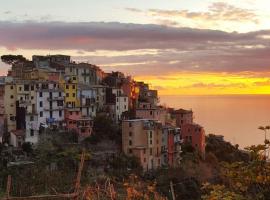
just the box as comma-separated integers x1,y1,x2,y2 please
1,0,270,95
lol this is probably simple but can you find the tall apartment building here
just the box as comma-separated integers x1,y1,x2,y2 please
181,123,205,156
171,109,193,128
135,102,167,125
106,88,128,123
122,119,162,171
60,75,80,108
161,126,182,167
65,63,102,85
77,84,97,118
26,81,65,144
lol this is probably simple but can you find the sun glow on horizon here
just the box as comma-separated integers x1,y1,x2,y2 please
135,72,270,95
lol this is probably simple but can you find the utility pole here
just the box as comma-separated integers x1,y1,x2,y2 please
170,181,176,200
6,175,11,199
74,150,86,200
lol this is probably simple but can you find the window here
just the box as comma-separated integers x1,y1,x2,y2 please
19,87,22,91
76,111,79,115
129,132,132,137
24,84,29,91
128,149,132,154
72,84,75,89
150,140,152,145
66,93,69,97
66,85,69,89
73,76,76,80
116,106,119,110
129,122,132,127
150,148,152,155
39,92,42,97
40,111,43,117
59,92,62,97
30,116,34,121
10,95,14,99
59,110,62,117
57,101,63,106
72,93,76,97
39,101,43,107
149,131,152,138
124,105,127,109
124,98,126,102
144,158,146,162
50,111,53,118
143,149,146,154
30,129,34,136
69,67,72,72
69,111,73,115
150,111,153,115
10,85,13,89
129,140,132,146
116,98,119,102
31,96,34,100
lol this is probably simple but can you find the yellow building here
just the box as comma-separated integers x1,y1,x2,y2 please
60,75,80,108
4,79,17,132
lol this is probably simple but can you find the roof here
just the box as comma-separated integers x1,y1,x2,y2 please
10,130,25,137
172,108,193,114
123,118,158,122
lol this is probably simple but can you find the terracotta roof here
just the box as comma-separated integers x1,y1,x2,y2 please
10,130,25,137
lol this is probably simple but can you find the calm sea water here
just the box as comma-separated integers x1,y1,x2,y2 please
160,95,270,148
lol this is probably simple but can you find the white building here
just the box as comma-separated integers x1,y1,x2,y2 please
78,84,97,118
25,81,65,144
106,88,128,123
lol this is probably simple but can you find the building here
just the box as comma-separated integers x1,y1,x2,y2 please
137,82,159,106
32,55,71,68
60,75,80,108
91,85,106,112
10,130,25,147
121,77,139,110
25,81,65,144
181,123,205,156
171,109,193,128
4,78,17,132
106,88,128,123
65,108,93,140
122,119,162,171
135,102,167,125
161,126,182,167
65,63,102,85
77,84,97,118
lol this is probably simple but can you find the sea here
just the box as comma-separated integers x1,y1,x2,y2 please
160,95,270,148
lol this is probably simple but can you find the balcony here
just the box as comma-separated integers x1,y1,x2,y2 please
44,106,64,111
47,96,64,101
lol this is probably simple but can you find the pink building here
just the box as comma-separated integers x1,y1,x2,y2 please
135,102,167,125
181,123,205,156
65,108,93,139
171,109,193,128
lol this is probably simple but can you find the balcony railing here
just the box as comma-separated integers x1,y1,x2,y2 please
47,96,64,101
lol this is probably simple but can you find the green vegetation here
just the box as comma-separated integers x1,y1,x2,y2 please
1,55,27,64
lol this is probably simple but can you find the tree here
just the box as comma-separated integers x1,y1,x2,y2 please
1,55,27,64
22,142,33,155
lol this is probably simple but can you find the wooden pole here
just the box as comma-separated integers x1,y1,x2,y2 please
6,175,11,199
74,150,86,200
170,181,176,200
